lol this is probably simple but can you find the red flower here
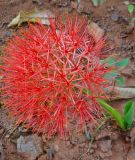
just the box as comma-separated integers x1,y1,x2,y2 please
1,17,111,137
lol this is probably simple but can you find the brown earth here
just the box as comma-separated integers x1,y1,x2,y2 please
0,0,135,160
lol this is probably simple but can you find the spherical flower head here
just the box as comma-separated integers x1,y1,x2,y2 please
1,16,111,137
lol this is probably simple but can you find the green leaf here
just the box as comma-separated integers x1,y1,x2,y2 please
115,77,125,86
99,0,106,5
101,57,128,68
107,57,116,66
128,4,134,14
104,72,118,79
124,101,133,115
115,58,129,67
124,101,134,129
100,57,116,66
98,99,125,129
92,0,99,7
92,0,106,6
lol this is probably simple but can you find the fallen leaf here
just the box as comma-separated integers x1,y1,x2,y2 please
104,86,135,100
8,9,55,28
88,21,105,42
8,13,21,28
123,1,130,5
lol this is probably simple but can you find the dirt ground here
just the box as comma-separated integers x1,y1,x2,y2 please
0,0,135,160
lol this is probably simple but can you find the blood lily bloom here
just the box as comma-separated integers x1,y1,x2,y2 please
1,17,111,137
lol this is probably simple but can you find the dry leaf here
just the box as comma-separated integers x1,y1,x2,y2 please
8,9,55,28
88,21,105,42
104,86,135,100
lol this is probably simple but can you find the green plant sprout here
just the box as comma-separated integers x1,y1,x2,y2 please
128,4,134,14
98,99,134,130
127,3,135,26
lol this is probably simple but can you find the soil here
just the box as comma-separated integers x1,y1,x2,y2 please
0,0,135,160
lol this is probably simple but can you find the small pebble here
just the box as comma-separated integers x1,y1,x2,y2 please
0,128,4,134
71,1,78,9
107,6,115,12
89,149,95,154
4,31,12,38
17,135,43,160
123,1,129,5
111,13,119,22
125,136,131,142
